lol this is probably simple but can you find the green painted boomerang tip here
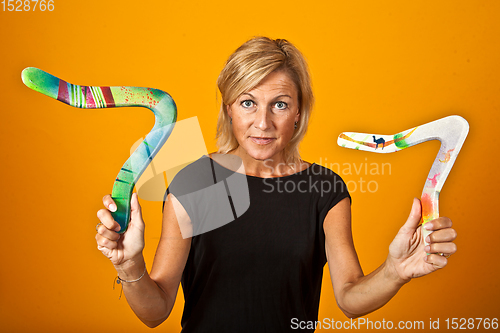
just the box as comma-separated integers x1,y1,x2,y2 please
22,67,177,233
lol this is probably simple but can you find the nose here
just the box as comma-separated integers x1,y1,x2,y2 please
253,107,272,131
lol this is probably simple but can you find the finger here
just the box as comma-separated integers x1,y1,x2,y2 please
424,216,453,232
424,242,457,256
102,194,117,212
426,228,458,243
399,198,422,234
95,233,118,250
97,208,121,232
97,244,112,259
96,223,121,241
424,253,448,268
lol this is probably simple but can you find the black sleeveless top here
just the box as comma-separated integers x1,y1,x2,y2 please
165,156,350,332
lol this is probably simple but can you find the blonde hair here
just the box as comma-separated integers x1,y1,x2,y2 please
216,36,314,165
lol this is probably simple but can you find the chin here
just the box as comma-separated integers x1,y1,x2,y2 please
245,146,281,162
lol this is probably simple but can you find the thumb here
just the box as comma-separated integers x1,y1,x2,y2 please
130,193,143,221
400,198,422,233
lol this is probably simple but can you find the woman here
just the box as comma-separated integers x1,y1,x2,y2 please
95,37,457,332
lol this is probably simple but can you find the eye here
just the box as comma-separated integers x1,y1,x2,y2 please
274,101,288,110
241,100,254,108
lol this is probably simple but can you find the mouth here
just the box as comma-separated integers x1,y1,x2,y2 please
250,136,276,145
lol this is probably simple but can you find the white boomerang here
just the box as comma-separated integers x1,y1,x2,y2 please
337,115,469,246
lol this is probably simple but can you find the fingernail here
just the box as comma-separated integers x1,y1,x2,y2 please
109,204,117,212
424,223,433,230
115,225,121,232
424,245,430,252
425,236,430,243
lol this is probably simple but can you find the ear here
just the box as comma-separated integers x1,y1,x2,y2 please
226,104,232,118
294,111,300,123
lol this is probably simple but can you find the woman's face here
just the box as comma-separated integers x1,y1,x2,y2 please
227,70,300,163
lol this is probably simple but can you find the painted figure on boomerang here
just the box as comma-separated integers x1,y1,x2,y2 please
337,115,469,246
21,67,177,233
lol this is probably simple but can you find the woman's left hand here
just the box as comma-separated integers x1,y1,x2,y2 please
386,198,458,283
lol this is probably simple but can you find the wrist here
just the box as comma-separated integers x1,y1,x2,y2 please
384,256,411,286
114,255,146,280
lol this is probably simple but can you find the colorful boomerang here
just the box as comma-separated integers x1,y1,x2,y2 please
337,115,469,245
21,67,177,233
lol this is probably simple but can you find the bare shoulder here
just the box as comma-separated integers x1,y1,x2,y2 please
324,197,352,233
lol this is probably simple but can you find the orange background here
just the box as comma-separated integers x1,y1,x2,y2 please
1,1,499,332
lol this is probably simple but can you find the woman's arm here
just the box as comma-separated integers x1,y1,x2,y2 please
324,197,457,318
96,193,191,328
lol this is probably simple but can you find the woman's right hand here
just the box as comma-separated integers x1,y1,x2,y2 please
96,193,145,268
